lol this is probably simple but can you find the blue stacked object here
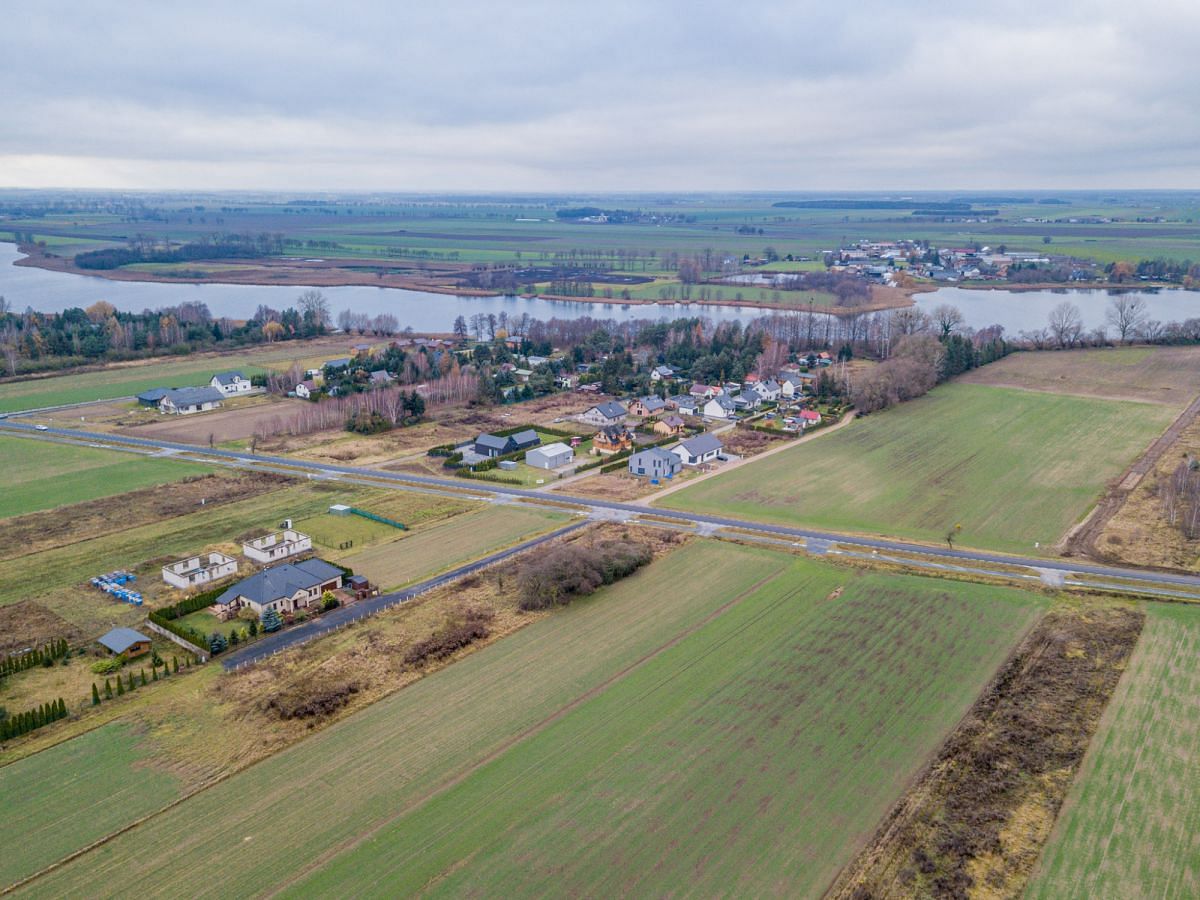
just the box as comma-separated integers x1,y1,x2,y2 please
91,571,143,605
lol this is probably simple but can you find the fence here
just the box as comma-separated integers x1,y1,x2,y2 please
349,507,406,530
144,619,209,663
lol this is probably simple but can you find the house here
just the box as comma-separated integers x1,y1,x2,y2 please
368,369,393,387
212,558,344,620
723,381,742,396
578,401,628,427
210,371,252,396
733,394,760,412
137,387,169,406
159,387,224,415
628,395,668,417
649,365,677,382
667,394,698,415
513,368,533,383
703,395,738,419
162,551,238,590
526,442,574,469
799,409,822,427
98,627,152,658
593,425,634,455
296,379,317,399
779,372,815,398
628,447,683,479
353,343,372,357
525,355,550,367
243,529,312,564
689,383,718,400
324,357,351,371
473,429,540,458
555,373,578,390
653,414,687,436
672,432,724,466
751,379,782,402
575,382,602,395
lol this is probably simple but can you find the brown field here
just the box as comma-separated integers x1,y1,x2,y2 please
557,471,662,501
832,602,1144,899
0,602,82,656
127,396,311,445
957,346,1200,409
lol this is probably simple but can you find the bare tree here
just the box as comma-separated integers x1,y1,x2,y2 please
1047,301,1084,348
930,304,965,338
297,290,330,327
889,306,932,337
1106,295,1147,344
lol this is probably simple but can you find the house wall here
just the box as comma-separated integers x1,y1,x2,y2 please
162,553,237,589
243,530,313,564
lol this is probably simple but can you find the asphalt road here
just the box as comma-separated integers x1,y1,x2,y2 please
5,420,1200,594
220,519,587,670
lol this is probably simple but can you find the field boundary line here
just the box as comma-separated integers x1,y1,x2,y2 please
264,560,791,897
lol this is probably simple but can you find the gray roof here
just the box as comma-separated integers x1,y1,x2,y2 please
591,400,627,419
760,379,782,392
510,428,541,448
215,558,343,608
475,432,511,451
678,433,723,456
162,386,225,407
212,371,246,385
653,365,676,376
137,387,169,402
708,394,737,411
638,395,667,412
630,447,679,466
98,627,150,654
325,357,351,369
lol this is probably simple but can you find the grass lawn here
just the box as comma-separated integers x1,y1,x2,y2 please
18,542,1046,898
338,504,569,590
0,436,212,519
1028,602,1200,899
0,722,184,889
658,383,1177,554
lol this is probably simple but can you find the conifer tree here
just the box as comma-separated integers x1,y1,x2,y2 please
105,678,113,699
140,669,148,686
117,676,125,696
92,683,101,705
173,656,179,673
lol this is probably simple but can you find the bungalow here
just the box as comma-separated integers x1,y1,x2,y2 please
779,372,815,399
296,379,317,400
212,558,344,620
512,368,533,383
733,394,760,412
593,425,634,455
628,395,668,417
243,529,312,564
137,387,170,406
751,379,782,402
575,382,602,395
526,442,574,470
799,409,823,427
210,371,252,396
667,394,698,415
160,387,224,415
98,627,152,659
672,432,723,467
161,551,238,590
628,447,682,479
649,364,677,382
473,429,541,458
689,383,719,400
368,369,393,388
703,395,738,419
653,414,687,436
578,401,628,427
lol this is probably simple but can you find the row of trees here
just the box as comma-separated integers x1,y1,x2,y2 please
1,699,66,740
1,639,69,678
1159,458,1200,540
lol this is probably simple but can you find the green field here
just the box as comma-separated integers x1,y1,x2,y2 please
0,435,211,518
338,503,569,589
15,542,1046,897
659,383,1176,554
0,723,184,888
1028,602,1200,899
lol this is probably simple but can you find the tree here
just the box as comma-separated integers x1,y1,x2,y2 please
92,683,101,705
172,656,179,673
453,315,468,341
116,676,125,696
930,304,965,338
297,290,330,333
209,632,228,654
105,678,113,699
1106,295,1147,344
261,608,283,633
249,619,259,637
1048,301,1084,348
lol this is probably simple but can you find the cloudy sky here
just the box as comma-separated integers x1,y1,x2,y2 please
2,0,1198,191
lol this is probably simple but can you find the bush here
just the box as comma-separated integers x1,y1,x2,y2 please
517,540,652,611
403,609,494,667
91,656,125,675
261,608,283,633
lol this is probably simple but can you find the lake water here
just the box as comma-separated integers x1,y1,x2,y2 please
913,285,1200,335
0,243,753,329
3,242,1197,334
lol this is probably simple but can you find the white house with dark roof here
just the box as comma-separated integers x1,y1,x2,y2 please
672,433,723,466
212,558,344,619
210,371,252,396
159,387,225,415
649,365,677,382
628,447,683,479
577,401,628,427
703,395,738,419
751,378,782,402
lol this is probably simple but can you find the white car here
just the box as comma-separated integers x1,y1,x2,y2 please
35,424,49,431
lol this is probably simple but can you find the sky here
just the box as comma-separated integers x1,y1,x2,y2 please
2,0,1199,191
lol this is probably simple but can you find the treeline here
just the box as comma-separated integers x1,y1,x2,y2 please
517,539,653,611
74,233,283,270
1158,458,1200,540
1,699,67,740
1,639,69,678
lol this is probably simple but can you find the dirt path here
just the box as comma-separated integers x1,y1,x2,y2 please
632,411,857,506
1062,392,1200,560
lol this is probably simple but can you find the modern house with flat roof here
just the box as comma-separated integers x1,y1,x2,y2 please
162,551,238,590
243,529,313,564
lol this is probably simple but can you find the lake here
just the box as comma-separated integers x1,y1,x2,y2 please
0,243,753,329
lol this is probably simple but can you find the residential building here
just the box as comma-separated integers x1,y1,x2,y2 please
526,442,574,469
672,433,723,466
296,379,317,399
689,383,718,400
162,551,238,590
243,529,313,564
555,373,578,390
751,379,782,402
159,387,224,415
98,627,152,658
800,409,822,427
703,395,738,419
136,387,169,406
628,395,668,417
653,414,686,436
324,357,352,371
578,401,628,427
628,447,682,479
210,371,252,396
212,558,345,619
473,429,540,458
649,365,677,382
667,394,698,415
593,425,634,455
368,370,393,387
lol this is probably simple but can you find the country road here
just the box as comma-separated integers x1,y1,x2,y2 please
5,420,1200,597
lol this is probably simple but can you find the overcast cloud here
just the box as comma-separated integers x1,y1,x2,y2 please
2,0,1198,190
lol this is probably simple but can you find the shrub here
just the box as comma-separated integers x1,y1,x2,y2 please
403,609,495,667
261,608,283,633
209,632,228,655
91,656,125,675
517,540,652,611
